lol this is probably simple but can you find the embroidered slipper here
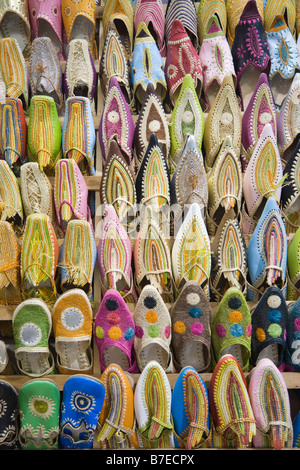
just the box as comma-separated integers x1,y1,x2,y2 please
264,0,296,36
250,285,288,369
0,159,23,230
59,375,105,449
241,73,277,171
203,74,242,172
94,289,138,373
0,97,27,176
131,22,167,107
209,354,256,448
28,0,63,59
59,219,97,301
102,0,134,56
133,82,170,168
172,202,211,299
169,73,204,172
29,37,64,115
134,360,174,449
226,0,264,48
165,0,198,50
100,139,137,233
97,363,138,449
27,95,62,174
62,96,96,176
280,141,300,236
206,135,242,236
170,281,212,372
165,19,203,107
198,14,236,110
21,213,59,302
211,287,251,371
0,221,21,305
98,205,137,303
12,298,54,377
99,76,134,165
0,380,19,449
52,288,93,374
0,0,31,58
133,284,174,373
210,209,247,302
231,0,271,111
171,366,210,449
267,14,300,108
197,0,226,43
287,225,300,300
134,0,166,57
134,206,173,303
248,358,293,448
18,379,60,449
0,37,28,110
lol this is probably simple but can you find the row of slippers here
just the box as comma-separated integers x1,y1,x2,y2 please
0,356,299,449
3,281,300,378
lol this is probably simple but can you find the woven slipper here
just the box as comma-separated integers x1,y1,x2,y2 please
133,284,174,373
171,366,210,449
209,354,256,448
250,285,288,369
102,0,134,56
134,0,166,57
12,298,54,377
226,0,264,48
0,0,31,58
59,219,97,301
52,289,93,374
170,281,212,372
0,221,21,305
197,0,226,45
134,360,174,449
248,358,293,449
100,139,137,233
98,205,137,303
59,374,105,449
0,157,24,230
62,96,96,176
0,380,19,449
165,0,198,50
18,379,60,449
97,363,138,449
0,97,27,175
94,289,138,373
169,73,204,172
133,82,170,168
211,287,252,371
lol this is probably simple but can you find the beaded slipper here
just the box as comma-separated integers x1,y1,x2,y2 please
171,366,210,449
169,73,204,172
226,0,264,48
131,22,167,107
165,0,198,50
102,0,134,56
249,358,293,448
18,379,60,450
209,354,256,448
281,142,300,237
250,285,288,369
197,0,226,45
94,289,138,373
98,205,137,303
285,296,300,370
59,219,97,301
133,82,170,168
134,360,174,449
165,19,202,107
99,76,134,165
21,213,59,302
0,221,21,305
170,281,212,372
62,96,96,176
0,158,24,230
0,380,19,449
133,284,174,373
211,287,252,371
0,97,27,175
0,0,31,58
198,15,235,110
12,299,54,377
27,95,62,174
134,0,166,57
97,363,138,449
59,375,105,449
52,289,93,374
172,202,211,299
0,37,28,110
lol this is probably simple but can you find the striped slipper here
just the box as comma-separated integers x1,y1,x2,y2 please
134,360,174,449
0,159,23,230
0,221,21,305
165,0,198,50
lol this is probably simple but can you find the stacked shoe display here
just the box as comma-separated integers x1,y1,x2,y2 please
1,0,300,451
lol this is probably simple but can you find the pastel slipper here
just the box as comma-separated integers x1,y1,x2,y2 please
0,380,19,449
134,0,166,57
59,375,105,449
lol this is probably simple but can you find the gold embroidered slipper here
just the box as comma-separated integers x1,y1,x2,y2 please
0,220,21,305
